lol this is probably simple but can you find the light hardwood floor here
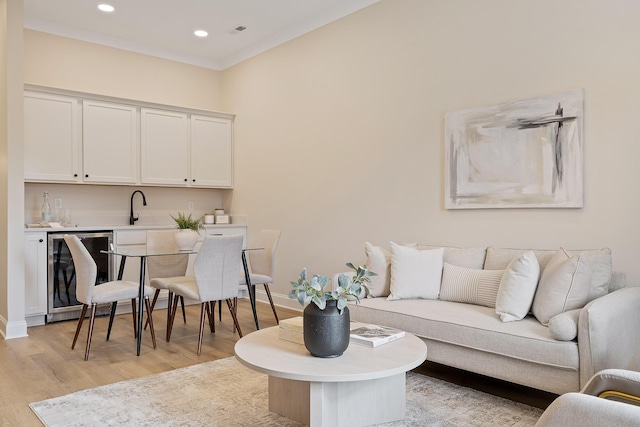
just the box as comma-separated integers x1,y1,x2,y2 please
0,300,300,426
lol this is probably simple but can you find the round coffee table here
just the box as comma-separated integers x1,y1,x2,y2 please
234,324,427,426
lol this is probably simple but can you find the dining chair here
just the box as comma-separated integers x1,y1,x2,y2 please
64,234,157,360
166,234,244,355
238,229,281,323
145,230,189,339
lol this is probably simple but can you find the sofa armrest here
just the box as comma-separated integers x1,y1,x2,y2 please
578,286,640,388
534,392,640,427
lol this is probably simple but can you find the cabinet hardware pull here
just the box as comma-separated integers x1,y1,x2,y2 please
39,239,43,243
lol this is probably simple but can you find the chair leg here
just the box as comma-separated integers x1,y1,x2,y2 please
197,303,207,356
131,299,138,339
166,291,174,341
264,284,279,323
62,269,72,304
208,301,215,333
144,289,161,331
84,304,97,361
180,296,187,323
72,304,88,350
167,294,179,342
106,301,118,341
226,299,243,337
144,296,157,349
232,297,238,333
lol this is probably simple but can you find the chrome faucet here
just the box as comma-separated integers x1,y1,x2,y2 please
129,190,147,225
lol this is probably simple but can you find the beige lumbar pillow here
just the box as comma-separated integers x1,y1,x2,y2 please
495,250,540,322
439,263,504,308
532,248,592,325
387,242,443,301
364,242,391,297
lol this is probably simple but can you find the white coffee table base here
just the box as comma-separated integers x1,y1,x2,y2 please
269,373,405,426
235,325,427,427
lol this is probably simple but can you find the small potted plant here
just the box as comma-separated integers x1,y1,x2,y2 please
289,263,376,358
170,212,203,250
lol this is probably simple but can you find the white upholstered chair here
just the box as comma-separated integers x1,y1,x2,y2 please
239,229,281,323
166,234,244,355
145,230,189,340
535,369,640,426
64,234,156,360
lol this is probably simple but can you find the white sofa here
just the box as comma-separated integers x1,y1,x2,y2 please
341,243,640,395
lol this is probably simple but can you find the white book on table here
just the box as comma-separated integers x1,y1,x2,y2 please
350,324,405,347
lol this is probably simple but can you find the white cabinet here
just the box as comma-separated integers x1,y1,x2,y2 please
24,91,81,183
140,108,189,186
190,115,233,188
24,87,234,188
141,111,233,188
83,100,138,184
24,232,47,326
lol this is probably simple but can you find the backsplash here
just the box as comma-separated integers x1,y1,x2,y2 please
25,183,232,227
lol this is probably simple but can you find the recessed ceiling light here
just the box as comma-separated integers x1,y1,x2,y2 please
98,4,115,13
194,30,208,38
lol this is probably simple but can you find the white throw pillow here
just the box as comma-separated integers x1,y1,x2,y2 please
495,250,540,322
439,263,504,308
364,242,391,297
387,243,443,301
532,248,592,325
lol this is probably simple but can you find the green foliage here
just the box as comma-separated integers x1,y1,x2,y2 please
170,212,204,233
288,263,377,314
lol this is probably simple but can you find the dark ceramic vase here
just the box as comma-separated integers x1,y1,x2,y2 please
303,300,350,358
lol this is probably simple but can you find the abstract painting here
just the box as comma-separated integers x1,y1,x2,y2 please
445,89,584,209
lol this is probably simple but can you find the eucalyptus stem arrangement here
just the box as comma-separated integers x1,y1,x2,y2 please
289,263,377,314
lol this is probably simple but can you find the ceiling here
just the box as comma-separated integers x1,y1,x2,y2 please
23,0,380,71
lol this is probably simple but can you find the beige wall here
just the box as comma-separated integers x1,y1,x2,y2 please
24,30,223,111
222,0,640,306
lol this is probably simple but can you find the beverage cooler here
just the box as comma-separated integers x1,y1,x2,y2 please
47,231,114,323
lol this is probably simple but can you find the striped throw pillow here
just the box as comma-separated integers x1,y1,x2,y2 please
439,263,504,308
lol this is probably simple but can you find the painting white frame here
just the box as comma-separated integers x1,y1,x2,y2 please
445,89,584,209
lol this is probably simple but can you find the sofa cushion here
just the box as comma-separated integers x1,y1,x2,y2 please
439,263,503,308
484,247,612,302
413,245,487,269
548,309,581,341
348,298,579,371
388,243,443,301
364,242,391,297
495,251,540,322
532,248,592,325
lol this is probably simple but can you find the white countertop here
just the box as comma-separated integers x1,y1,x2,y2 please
24,223,246,233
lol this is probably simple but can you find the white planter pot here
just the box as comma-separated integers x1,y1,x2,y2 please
174,229,199,251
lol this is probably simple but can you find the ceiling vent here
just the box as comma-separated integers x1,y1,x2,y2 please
226,25,247,35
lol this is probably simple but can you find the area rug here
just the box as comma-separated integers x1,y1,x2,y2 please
30,357,542,426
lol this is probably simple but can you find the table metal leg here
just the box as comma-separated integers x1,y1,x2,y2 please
242,250,259,330
137,256,146,356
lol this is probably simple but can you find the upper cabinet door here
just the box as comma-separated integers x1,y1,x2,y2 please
190,115,233,188
24,92,81,182
140,108,189,186
83,100,138,184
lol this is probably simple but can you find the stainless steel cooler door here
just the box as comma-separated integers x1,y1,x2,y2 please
47,231,113,322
